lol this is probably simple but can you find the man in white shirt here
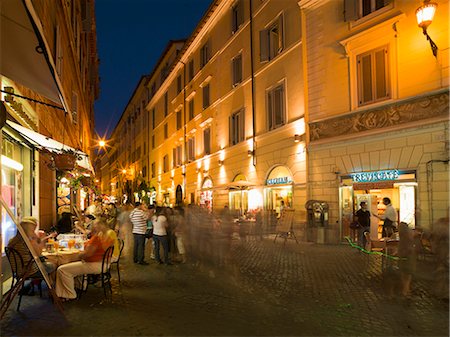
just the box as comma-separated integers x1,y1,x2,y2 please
375,197,397,238
129,202,149,265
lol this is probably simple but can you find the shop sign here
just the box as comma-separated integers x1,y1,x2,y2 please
351,170,399,183
266,176,291,185
353,182,394,190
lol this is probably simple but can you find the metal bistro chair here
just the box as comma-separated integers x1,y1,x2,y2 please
110,239,124,283
81,245,114,300
5,247,44,311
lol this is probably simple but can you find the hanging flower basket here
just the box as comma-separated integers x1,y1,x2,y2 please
54,153,76,171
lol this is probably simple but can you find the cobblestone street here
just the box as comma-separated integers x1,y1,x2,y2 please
2,236,448,336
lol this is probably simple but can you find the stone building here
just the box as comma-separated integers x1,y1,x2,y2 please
146,0,307,225
1,0,99,245
300,0,449,242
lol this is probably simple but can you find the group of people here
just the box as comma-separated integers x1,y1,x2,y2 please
7,203,121,301
128,202,186,266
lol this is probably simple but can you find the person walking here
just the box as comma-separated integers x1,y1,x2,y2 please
152,207,171,265
130,202,149,265
355,201,371,247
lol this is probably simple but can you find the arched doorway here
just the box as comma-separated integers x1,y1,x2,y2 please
200,177,213,210
175,185,183,206
264,166,293,218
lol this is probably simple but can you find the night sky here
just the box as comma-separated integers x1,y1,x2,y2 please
94,0,212,139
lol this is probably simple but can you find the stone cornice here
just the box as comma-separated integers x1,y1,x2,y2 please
310,91,449,142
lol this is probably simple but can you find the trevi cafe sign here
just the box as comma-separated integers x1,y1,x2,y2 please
351,170,399,183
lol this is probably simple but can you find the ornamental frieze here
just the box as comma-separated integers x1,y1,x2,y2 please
309,91,449,141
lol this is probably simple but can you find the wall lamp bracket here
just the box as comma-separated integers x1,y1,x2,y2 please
416,0,438,57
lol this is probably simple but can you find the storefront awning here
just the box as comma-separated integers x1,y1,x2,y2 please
6,120,94,173
0,0,69,112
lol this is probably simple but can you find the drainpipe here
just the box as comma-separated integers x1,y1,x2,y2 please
180,60,187,203
249,0,256,167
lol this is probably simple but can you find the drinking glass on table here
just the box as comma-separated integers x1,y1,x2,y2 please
54,241,60,252
68,239,75,250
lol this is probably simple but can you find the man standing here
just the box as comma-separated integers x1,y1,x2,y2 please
375,197,397,238
130,202,149,265
355,201,371,248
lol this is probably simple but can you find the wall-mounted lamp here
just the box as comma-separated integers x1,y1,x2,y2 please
247,150,254,157
218,159,224,166
294,134,302,143
416,0,438,57
121,169,127,174
203,169,209,174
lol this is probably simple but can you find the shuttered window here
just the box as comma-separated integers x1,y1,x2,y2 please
231,0,244,34
203,84,210,109
172,146,182,168
267,84,285,131
344,0,391,21
200,41,211,69
188,138,195,162
164,92,168,117
232,54,242,87
176,110,182,130
164,123,168,139
260,14,284,63
357,46,390,106
163,155,169,173
229,109,245,146
188,60,194,82
189,99,195,120
204,127,211,155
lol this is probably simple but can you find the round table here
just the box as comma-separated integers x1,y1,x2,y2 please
42,249,82,266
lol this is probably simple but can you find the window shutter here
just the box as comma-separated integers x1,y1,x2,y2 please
229,115,233,146
278,14,284,53
267,90,273,130
237,0,244,28
260,29,269,63
239,110,245,142
173,148,177,168
344,0,359,22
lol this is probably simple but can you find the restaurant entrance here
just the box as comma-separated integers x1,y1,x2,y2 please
340,170,417,240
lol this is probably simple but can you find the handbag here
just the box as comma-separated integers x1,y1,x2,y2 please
145,228,153,239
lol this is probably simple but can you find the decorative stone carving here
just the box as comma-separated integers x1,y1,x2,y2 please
310,91,449,141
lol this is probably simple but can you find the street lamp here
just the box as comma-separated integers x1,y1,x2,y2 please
98,139,106,148
416,0,438,57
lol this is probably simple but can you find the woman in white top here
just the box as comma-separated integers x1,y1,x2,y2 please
152,208,171,264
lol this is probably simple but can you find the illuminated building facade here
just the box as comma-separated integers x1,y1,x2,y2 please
301,0,449,242
1,0,99,292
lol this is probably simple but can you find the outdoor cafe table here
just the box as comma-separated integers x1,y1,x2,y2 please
42,249,82,266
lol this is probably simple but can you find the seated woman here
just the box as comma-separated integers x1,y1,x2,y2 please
7,217,57,278
55,219,113,300
55,212,74,234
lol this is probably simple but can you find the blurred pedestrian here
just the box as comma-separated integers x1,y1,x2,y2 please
397,222,417,298
130,202,149,265
152,207,171,265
